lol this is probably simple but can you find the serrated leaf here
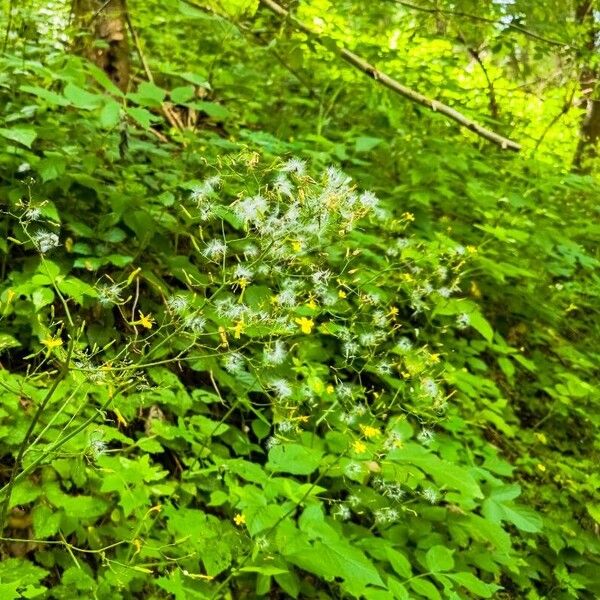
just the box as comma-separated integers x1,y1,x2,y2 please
390,444,482,499
126,106,156,129
63,83,102,109
129,81,167,107
100,100,121,128
267,444,322,475
287,538,384,591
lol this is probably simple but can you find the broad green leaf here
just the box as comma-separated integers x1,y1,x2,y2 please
587,504,600,524
355,136,383,153
390,444,482,499
126,106,155,129
469,311,494,342
448,572,501,598
63,83,102,109
386,547,412,578
409,577,441,600
0,127,37,148
191,101,229,120
267,443,323,475
171,85,195,104
0,334,20,352
38,156,66,182
287,538,384,591
100,100,121,128
129,81,167,107
425,545,454,572
20,85,69,106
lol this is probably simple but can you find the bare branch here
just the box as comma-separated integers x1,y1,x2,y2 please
258,0,521,151
389,0,571,49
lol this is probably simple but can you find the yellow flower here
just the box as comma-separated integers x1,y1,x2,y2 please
306,296,318,310
114,407,128,427
326,384,335,394
295,317,314,334
387,306,399,318
233,513,246,526
233,319,245,339
537,464,547,473
133,311,154,329
352,440,367,453
291,240,303,252
402,211,415,222
470,281,482,299
338,290,347,299
42,336,63,349
428,353,441,364
360,425,380,439
466,245,477,254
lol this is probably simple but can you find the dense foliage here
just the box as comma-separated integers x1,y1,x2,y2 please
0,1,598,598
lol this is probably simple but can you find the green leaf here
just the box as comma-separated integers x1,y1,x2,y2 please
482,485,542,533
128,82,167,107
32,504,61,538
171,85,195,104
126,106,156,129
63,83,102,109
20,85,69,106
469,311,494,342
100,100,121,128
177,1,215,19
0,334,21,352
386,547,412,578
355,136,383,153
388,578,410,599
37,156,66,182
448,573,501,598
287,538,384,591
0,127,37,148
390,444,482,500
425,545,454,572
587,504,600,524
239,565,289,576
191,101,229,120
409,577,441,600
267,443,323,475
32,287,54,310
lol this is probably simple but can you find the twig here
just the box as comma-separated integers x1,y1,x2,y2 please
123,8,185,132
456,29,499,120
388,0,572,49
0,340,74,530
531,86,576,156
2,0,14,53
259,0,521,151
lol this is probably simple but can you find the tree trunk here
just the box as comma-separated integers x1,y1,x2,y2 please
572,0,599,173
72,0,130,92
